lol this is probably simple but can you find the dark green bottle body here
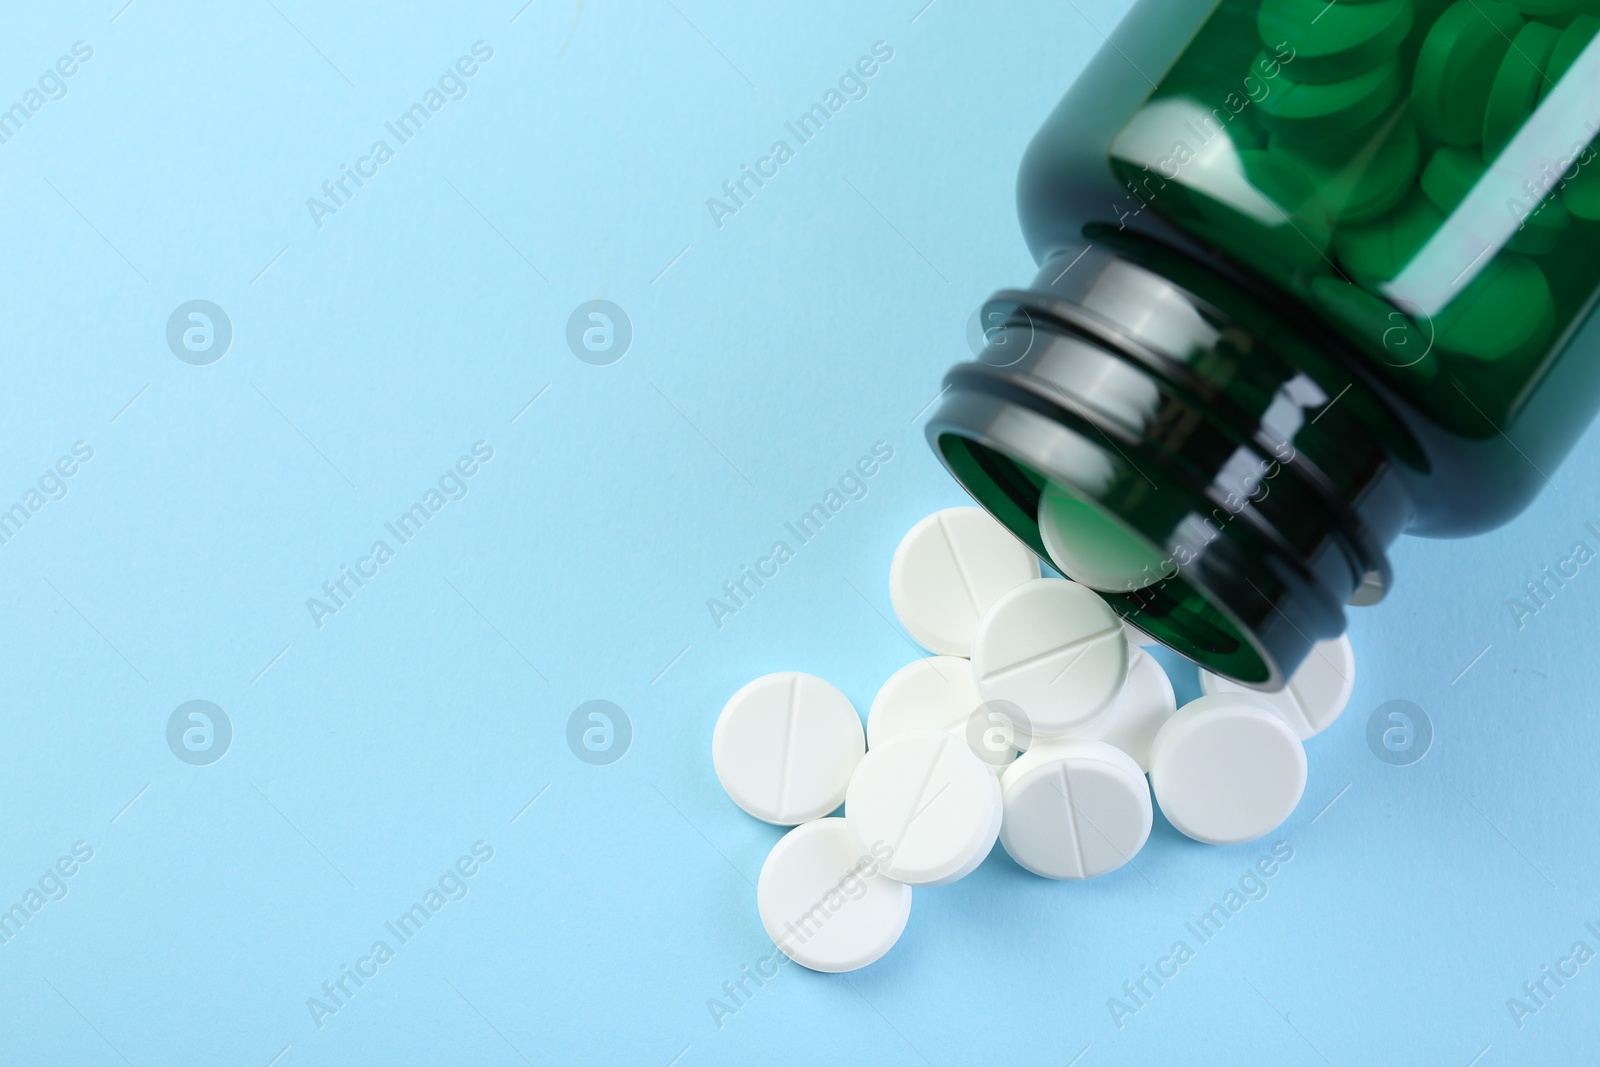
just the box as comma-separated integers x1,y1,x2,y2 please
929,0,1600,686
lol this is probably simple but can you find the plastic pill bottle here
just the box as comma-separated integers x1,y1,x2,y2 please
928,0,1600,688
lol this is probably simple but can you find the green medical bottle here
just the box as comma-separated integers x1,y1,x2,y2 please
928,0,1600,687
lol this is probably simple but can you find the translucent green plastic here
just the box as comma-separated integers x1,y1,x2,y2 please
1107,0,1600,428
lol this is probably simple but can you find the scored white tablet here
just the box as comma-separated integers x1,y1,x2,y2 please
971,578,1129,739
713,673,864,825
1200,634,1355,740
999,740,1153,880
758,818,912,973
889,507,1040,657
1148,694,1307,846
866,656,1017,773
1095,647,1178,772
845,729,1002,886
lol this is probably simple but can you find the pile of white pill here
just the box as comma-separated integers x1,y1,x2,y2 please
711,506,1355,972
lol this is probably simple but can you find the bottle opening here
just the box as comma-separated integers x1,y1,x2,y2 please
937,432,1273,685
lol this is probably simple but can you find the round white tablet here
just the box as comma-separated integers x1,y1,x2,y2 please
866,657,980,745
866,657,1018,774
1094,647,1177,772
1199,634,1355,740
757,818,912,973
845,729,1002,886
889,507,1040,657
1148,694,1307,846
1038,482,1168,592
713,673,864,825
971,578,1129,738
998,740,1152,879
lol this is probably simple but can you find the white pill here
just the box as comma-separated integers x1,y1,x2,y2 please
1037,482,1168,592
845,729,1002,886
866,657,1017,774
757,818,912,973
889,507,1040,657
866,657,980,745
1148,694,1307,846
713,673,864,825
998,740,1152,879
1199,634,1355,740
971,578,1129,739
1095,647,1177,772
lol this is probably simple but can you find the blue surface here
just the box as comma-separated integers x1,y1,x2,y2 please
3,1,1598,1064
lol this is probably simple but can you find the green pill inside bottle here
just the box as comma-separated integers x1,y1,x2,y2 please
1481,21,1561,158
1411,0,1525,146
1258,0,1415,82
927,0,1600,689
1272,108,1421,224
1541,15,1600,99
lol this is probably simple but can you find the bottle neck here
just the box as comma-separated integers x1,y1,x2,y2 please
928,246,1412,687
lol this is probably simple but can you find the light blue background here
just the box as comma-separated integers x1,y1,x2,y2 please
2,1,1597,1063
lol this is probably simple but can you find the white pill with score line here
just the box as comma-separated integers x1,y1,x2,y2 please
713,672,865,825
998,739,1153,879
971,578,1129,738
1199,634,1355,739
1148,694,1308,846
889,507,1040,657
758,818,912,973
845,728,1003,886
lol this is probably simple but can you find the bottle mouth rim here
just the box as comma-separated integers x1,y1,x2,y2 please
930,392,1289,689
928,258,1405,688
982,285,1401,597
